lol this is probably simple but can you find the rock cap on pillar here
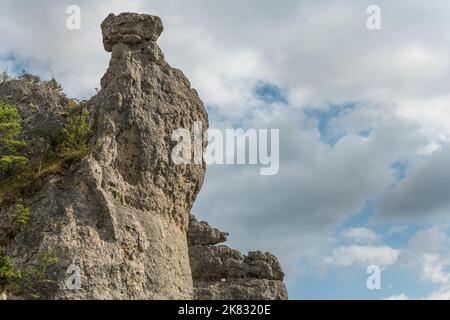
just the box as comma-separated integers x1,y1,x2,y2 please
101,12,164,52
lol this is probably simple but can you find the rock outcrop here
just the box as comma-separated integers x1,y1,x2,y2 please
188,215,288,300
0,12,287,300
1,12,207,299
0,78,74,160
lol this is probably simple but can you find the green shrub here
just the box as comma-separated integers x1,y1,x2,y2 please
58,109,93,160
0,155,28,173
23,249,59,282
0,100,28,174
17,249,59,299
42,78,63,92
0,248,59,298
18,71,41,84
0,79,94,209
1,204,31,241
13,204,30,226
0,70,12,83
67,99,79,109
0,156,64,206
0,95,92,205
0,248,22,291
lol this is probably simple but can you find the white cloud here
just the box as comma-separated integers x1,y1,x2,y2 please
325,245,400,267
427,287,450,300
398,227,450,300
387,225,408,236
341,228,378,244
421,254,450,285
397,95,450,143
384,293,410,300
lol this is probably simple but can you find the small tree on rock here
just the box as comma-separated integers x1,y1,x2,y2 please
0,100,28,174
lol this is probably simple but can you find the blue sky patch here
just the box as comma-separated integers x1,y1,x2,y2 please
254,81,288,105
303,102,359,146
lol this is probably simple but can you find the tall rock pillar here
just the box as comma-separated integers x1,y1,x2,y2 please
84,12,209,298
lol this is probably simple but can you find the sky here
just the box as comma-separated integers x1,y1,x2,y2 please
1,0,450,300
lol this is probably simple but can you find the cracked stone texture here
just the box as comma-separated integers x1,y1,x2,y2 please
102,13,163,52
1,12,208,299
188,214,229,246
0,12,288,300
0,79,72,243
188,215,288,300
0,79,74,162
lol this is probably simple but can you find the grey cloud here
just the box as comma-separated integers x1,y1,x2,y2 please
193,105,425,279
378,145,450,220
3,0,450,112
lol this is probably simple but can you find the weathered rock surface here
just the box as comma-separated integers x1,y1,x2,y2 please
0,79,73,161
188,214,288,300
1,12,207,299
0,12,287,300
188,214,228,246
0,79,71,244
102,13,163,52
194,279,289,300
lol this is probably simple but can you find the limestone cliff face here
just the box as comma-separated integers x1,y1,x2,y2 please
1,12,207,299
0,12,287,300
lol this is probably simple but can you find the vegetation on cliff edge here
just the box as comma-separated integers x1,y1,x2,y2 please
0,100,28,174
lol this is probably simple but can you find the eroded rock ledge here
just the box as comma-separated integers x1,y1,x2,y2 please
188,215,288,300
